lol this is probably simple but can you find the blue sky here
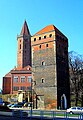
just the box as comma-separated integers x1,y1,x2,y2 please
0,0,83,89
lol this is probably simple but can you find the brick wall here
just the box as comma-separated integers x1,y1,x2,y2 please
31,31,57,108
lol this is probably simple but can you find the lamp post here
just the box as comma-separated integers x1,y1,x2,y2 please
29,76,33,120
29,70,35,120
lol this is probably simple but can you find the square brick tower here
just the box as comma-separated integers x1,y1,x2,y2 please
17,20,31,69
31,25,70,109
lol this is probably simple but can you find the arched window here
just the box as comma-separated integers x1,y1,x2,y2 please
41,61,45,66
41,78,45,83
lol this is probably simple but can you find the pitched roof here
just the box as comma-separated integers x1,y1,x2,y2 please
20,20,30,36
4,71,11,77
12,65,31,71
10,66,32,74
34,25,56,35
34,24,67,38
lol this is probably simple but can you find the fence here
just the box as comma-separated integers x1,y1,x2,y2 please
12,109,83,120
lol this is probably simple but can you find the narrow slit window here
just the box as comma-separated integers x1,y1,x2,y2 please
20,44,21,49
46,44,48,47
34,38,36,41
41,78,45,83
49,34,52,37
39,45,41,49
39,37,41,40
44,35,46,39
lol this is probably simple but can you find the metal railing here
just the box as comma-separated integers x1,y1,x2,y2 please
12,109,83,120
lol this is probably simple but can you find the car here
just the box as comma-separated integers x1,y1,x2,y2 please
23,102,32,107
67,107,83,114
10,102,24,108
7,103,14,107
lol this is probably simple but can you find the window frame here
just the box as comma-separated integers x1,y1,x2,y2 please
28,76,32,83
13,76,18,83
20,76,25,83
20,86,26,90
13,86,19,91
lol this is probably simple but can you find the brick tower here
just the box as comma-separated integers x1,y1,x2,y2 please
17,21,31,69
31,25,70,109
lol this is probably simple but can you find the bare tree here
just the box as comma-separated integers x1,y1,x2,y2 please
69,51,83,106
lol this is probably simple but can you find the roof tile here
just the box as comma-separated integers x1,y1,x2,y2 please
34,25,56,35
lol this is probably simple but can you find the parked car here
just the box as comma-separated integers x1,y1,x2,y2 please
67,107,83,114
7,103,14,108
10,102,24,108
23,102,32,107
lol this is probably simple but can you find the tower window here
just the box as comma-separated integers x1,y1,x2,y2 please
39,37,41,40
46,44,48,47
41,61,45,66
39,45,41,49
20,44,21,49
44,35,46,39
49,34,52,37
34,38,36,41
41,78,45,83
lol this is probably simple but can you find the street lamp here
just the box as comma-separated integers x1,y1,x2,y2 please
29,76,33,120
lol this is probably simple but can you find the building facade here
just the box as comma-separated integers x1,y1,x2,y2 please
3,21,70,109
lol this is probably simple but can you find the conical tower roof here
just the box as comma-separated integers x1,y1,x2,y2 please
20,20,30,36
